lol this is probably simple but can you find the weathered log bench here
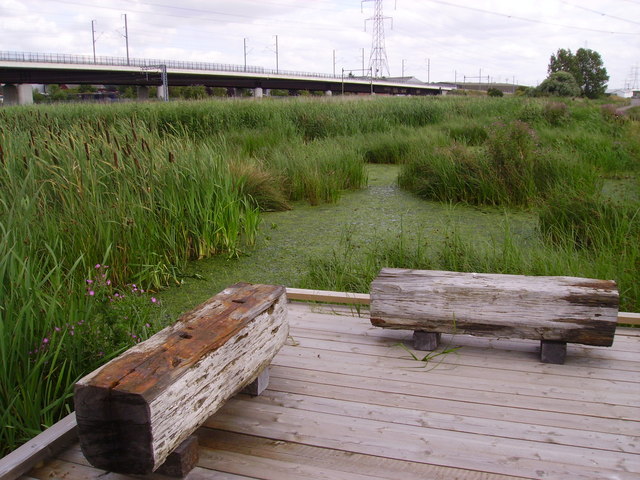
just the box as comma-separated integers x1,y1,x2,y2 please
74,282,288,476
370,268,619,364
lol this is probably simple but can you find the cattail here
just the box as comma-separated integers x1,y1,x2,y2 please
84,142,90,160
105,130,111,144
134,156,141,169
168,151,175,163
130,118,138,141
23,155,28,170
113,151,119,169
0,144,4,165
68,135,75,150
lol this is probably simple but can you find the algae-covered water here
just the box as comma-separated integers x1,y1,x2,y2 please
158,164,537,317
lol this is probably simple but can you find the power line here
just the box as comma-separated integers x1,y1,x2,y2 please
559,0,640,27
424,0,640,35
42,0,348,33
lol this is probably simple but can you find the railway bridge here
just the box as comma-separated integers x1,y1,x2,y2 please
0,51,452,105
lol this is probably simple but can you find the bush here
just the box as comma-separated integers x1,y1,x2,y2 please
487,88,504,97
535,71,581,97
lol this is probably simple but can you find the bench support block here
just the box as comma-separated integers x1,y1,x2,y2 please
242,367,270,396
540,340,567,364
156,436,199,478
413,331,441,351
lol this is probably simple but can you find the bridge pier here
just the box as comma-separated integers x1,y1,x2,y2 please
3,84,33,106
325,90,333,96
254,87,263,99
157,84,169,101
137,85,149,100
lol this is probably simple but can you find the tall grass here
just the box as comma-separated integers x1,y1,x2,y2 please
303,215,639,313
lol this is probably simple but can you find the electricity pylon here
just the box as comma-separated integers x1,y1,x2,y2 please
362,0,392,78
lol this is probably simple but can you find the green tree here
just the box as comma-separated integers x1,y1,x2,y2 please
536,71,581,97
548,48,608,99
575,48,609,98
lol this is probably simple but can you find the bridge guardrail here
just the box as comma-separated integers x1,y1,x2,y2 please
0,51,356,82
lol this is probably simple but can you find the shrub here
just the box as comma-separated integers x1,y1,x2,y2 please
487,88,504,97
535,71,581,97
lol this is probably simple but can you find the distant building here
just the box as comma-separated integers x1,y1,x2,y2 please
607,88,635,98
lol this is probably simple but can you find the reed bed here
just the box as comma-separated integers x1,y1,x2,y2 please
2,95,638,455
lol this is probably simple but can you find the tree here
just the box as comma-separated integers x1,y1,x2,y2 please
548,48,608,99
536,71,581,97
487,87,503,97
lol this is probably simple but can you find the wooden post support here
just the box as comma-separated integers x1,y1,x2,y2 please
155,435,199,478
413,331,441,351
242,367,270,396
540,340,567,365
74,283,288,475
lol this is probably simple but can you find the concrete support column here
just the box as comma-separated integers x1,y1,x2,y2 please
254,87,263,98
3,84,33,106
137,85,149,100
156,84,168,101
325,90,333,96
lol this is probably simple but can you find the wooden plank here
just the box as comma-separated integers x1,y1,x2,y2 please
274,344,640,408
286,288,370,305
618,312,640,325
26,456,241,480
197,429,520,480
270,350,640,418
266,370,640,436
249,387,640,454
57,444,255,479
287,325,640,379
206,399,640,479
74,283,288,474
370,269,619,346
0,413,77,480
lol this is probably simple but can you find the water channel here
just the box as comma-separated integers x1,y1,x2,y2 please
158,164,537,317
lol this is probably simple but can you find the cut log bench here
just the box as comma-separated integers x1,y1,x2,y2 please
370,268,619,364
74,282,288,476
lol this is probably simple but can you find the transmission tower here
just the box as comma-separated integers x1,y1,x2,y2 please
362,0,392,78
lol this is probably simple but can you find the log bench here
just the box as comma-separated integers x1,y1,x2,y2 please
74,282,288,476
370,268,619,364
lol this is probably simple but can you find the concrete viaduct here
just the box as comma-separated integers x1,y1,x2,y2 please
0,51,451,105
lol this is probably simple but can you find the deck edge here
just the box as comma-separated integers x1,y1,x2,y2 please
0,413,77,480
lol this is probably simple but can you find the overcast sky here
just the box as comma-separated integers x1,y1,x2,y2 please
1,0,638,89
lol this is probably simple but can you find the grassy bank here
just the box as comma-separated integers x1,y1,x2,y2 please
1,96,638,455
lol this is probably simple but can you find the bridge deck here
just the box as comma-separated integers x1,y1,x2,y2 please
19,301,640,480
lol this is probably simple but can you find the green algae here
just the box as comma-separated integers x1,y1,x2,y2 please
157,164,537,317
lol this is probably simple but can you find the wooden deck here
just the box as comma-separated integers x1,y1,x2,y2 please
13,301,640,480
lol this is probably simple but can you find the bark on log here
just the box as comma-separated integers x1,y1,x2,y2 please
370,269,618,346
74,283,288,474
